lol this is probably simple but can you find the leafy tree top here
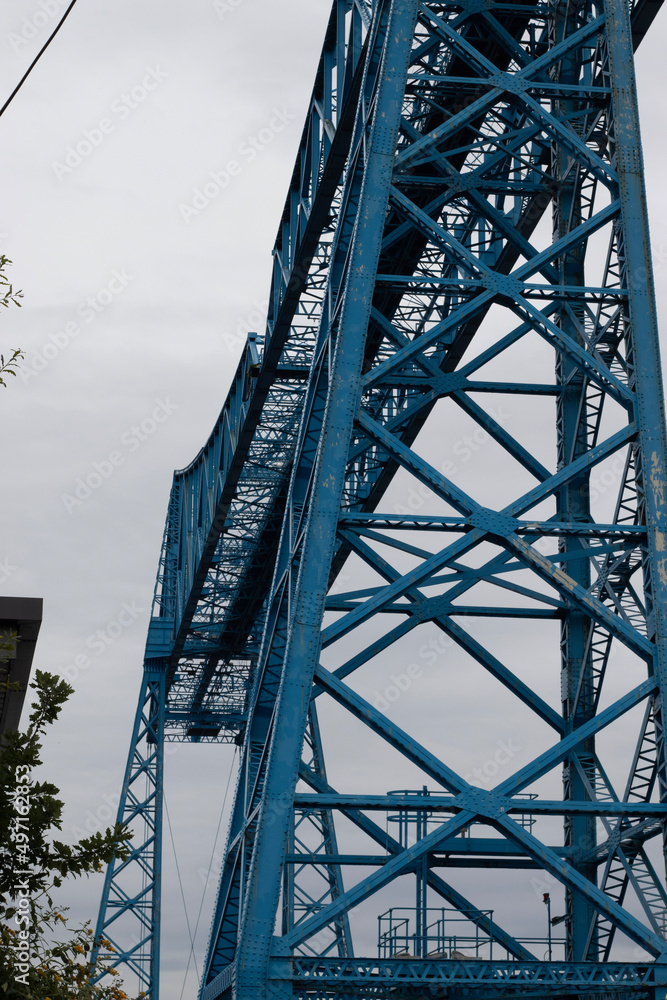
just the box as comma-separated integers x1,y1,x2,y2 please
0,669,136,999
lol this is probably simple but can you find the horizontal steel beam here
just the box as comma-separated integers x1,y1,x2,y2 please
293,793,667,818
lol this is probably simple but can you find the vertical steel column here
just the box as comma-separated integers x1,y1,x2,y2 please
605,0,667,833
552,0,597,960
230,3,420,994
605,14,667,977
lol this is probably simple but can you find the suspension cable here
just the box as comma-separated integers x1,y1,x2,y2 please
178,746,238,1000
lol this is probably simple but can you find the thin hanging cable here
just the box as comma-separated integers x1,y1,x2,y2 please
0,0,81,119
178,747,238,1000
164,790,199,983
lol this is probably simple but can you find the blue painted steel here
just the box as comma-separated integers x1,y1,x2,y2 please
94,0,667,995
94,4,373,992
92,664,165,999
229,5,422,992
267,956,667,990
283,704,352,958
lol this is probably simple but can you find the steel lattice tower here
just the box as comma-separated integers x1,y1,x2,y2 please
94,0,667,998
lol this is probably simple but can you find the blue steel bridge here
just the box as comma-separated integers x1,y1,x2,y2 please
94,0,667,998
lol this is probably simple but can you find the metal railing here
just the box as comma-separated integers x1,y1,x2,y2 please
378,907,565,961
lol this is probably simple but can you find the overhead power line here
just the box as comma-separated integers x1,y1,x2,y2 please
0,0,81,120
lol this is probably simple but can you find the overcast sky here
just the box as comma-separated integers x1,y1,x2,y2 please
1,2,667,998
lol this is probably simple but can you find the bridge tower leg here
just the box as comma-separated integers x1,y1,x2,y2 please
92,662,166,1000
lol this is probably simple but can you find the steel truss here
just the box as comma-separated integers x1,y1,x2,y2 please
93,665,165,993
94,0,667,997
